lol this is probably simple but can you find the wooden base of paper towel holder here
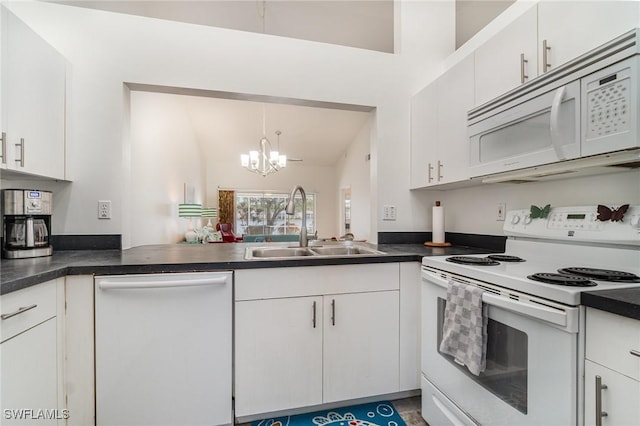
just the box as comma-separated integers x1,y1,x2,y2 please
424,241,452,247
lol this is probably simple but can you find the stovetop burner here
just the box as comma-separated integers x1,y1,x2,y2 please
446,256,500,266
557,267,640,283
486,254,526,262
527,273,597,287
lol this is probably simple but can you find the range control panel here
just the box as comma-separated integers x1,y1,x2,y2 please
504,205,640,245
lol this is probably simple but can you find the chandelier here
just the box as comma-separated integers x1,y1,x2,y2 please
240,107,287,177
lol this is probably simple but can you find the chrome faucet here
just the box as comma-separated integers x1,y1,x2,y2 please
286,185,308,247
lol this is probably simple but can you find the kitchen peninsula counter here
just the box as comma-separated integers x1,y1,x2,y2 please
1,242,495,295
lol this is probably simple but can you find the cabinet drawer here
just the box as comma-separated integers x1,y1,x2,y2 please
586,308,640,380
1,279,57,342
235,263,399,301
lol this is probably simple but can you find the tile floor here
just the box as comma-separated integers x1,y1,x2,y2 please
392,396,428,426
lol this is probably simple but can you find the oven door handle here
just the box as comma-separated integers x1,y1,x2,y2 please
482,292,566,327
423,272,568,328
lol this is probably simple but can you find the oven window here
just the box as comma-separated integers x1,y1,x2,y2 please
437,298,528,414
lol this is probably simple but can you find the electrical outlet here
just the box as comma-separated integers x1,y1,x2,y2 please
497,203,506,221
98,200,112,219
383,205,397,221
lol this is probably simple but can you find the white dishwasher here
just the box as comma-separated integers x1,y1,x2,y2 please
95,272,232,426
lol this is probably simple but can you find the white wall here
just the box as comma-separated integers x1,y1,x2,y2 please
410,170,640,236
335,117,372,241
129,91,206,246
5,0,455,248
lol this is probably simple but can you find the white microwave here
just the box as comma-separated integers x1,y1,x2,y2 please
468,31,640,179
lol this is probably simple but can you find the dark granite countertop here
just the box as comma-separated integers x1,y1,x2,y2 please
1,242,496,295
582,288,640,321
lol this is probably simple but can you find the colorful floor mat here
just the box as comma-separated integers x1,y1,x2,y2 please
252,401,407,426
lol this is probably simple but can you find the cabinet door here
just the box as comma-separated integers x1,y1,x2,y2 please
5,10,65,179
436,54,474,185
584,360,640,426
235,296,323,417
1,318,58,426
538,1,640,75
323,291,400,403
410,83,438,189
474,5,537,106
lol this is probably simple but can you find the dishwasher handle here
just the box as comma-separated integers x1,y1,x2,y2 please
98,276,228,290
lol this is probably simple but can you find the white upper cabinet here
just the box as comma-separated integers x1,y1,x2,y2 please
474,1,640,108
3,7,66,180
410,54,474,189
410,83,437,188
537,1,640,76
436,54,475,185
474,6,537,107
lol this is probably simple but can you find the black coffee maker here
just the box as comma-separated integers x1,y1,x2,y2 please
2,189,53,259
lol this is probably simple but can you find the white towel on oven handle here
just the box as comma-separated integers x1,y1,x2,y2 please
439,280,488,376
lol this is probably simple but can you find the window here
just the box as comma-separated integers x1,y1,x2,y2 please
235,191,315,237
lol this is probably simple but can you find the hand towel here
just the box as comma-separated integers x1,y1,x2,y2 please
439,280,488,376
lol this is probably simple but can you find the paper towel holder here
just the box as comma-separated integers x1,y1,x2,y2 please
424,200,452,247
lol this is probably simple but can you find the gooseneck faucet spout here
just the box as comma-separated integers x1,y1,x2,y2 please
286,185,308,247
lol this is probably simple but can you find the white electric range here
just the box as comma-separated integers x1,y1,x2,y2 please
420,205,640,426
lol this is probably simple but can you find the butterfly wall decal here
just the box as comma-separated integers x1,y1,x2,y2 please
530,204,551,219
596,204,629,222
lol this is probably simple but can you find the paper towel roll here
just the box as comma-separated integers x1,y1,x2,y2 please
432,201,445,244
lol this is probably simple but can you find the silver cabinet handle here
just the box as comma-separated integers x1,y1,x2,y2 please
631,350,640,358
437,160,443,181
15,137,24,167
331,299,335,326
428,163,433,182
1,304,38,320
1,132,6,165
312,301,317,328
520,53,528,83
595,375,608,426
543,39,551,73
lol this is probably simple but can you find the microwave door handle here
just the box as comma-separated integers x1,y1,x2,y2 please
550,85,567,160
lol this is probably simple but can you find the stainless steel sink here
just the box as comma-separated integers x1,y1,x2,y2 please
249,247,315,258
244,244,384,260
309,246,382,256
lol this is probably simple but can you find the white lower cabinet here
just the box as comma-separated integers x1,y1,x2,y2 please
323,291,399,403
584,360,640,426
235,264,401,418
0,279,64,426
584,308,640,426
1,318,58,425
235,296,324,415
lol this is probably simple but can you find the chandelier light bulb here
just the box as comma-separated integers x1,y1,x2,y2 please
240,129,288,177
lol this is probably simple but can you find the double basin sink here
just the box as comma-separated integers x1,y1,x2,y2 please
244,244,385,260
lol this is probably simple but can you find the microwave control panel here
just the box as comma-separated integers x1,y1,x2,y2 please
585,64,631,139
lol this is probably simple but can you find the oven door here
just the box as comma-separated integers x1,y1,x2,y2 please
421,267,580,426
469,80,581,178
